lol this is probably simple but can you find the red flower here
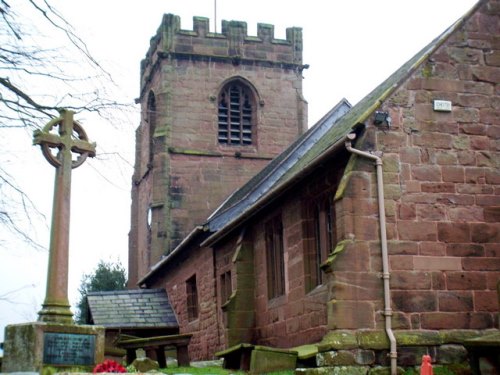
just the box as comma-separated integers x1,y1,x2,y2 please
93,359,127,373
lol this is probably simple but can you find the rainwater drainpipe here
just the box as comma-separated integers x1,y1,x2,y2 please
345,133,397,375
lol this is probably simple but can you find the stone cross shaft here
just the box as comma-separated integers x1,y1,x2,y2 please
33,110,96,324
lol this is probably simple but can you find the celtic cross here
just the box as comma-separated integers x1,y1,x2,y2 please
33,110,96,323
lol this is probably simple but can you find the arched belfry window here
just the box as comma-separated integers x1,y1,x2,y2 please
147,91,156,165
218,81,254,145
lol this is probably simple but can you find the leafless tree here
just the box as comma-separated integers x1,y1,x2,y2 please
0,0,131,249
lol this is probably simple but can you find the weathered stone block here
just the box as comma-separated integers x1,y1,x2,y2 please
354,349,376,365
470,223,500,243
446,272,487,290
357,331,390,350
398,346,429,366
316,350,356,366
438,291,473,312
413,256,462,271
392,290,437,312
437,344,468,364
411,165,442,181
390,271,432,290
250,347,297,374
437,222,471,243
484,206,500,222
395,330,442,346
328,301,375,329
319,330,358,350
421,182,455,193
332,272,383,300
417,204,446,221
446,244,484,257
462,257,500,271
398,221,437,241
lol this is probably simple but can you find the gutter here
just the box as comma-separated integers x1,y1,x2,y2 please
344,133,397,375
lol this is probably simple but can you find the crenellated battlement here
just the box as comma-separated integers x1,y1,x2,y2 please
141,14,303,79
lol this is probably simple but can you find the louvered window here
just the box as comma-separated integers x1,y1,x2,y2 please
218,83,253,145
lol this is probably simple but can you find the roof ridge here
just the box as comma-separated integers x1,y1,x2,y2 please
87,288,165,296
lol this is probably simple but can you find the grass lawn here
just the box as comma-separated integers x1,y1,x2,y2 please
159,367,294,375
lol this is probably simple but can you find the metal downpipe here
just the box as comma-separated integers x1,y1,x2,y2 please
345,133,397,375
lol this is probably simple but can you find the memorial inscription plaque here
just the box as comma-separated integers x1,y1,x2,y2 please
43,332,96,365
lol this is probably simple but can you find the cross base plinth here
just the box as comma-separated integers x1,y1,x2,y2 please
38,300,74,324
2,322,105,373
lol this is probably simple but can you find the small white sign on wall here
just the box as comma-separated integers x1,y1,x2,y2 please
433,100,452,112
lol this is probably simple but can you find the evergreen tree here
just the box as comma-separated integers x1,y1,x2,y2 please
75,260,127,324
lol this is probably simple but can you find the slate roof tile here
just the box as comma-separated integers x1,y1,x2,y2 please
86,288,178,329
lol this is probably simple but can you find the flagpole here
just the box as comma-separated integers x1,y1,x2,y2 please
214,0,217,33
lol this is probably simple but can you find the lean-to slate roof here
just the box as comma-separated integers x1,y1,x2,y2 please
87,289,178,329
201,0,481,246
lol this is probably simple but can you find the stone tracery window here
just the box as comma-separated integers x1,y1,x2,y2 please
218,81,254,145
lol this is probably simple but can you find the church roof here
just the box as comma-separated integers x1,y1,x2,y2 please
86,289,178,329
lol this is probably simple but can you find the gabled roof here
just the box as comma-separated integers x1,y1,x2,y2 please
86,289,178,329
201,0,482,247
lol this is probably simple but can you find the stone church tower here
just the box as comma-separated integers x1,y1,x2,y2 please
129,14,307,286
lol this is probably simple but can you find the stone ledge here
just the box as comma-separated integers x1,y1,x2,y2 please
319,329,497,351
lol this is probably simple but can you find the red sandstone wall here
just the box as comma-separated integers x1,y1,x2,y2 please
149,246,222,360
331,1,499,331
250,169,342,348
383,3,499,329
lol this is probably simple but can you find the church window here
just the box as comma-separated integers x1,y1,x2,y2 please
265,215,285,300
186,274,198,321
218,82,254,145
147,91,157,166
220,271,232,303
305,193,336,291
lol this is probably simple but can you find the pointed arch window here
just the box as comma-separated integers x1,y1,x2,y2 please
218,82,254,145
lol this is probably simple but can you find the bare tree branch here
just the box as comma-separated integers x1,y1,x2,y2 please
0,0,134,249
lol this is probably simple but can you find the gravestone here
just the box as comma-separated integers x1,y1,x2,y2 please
2,110,105,373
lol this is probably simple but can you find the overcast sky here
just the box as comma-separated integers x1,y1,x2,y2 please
0,0,478,344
